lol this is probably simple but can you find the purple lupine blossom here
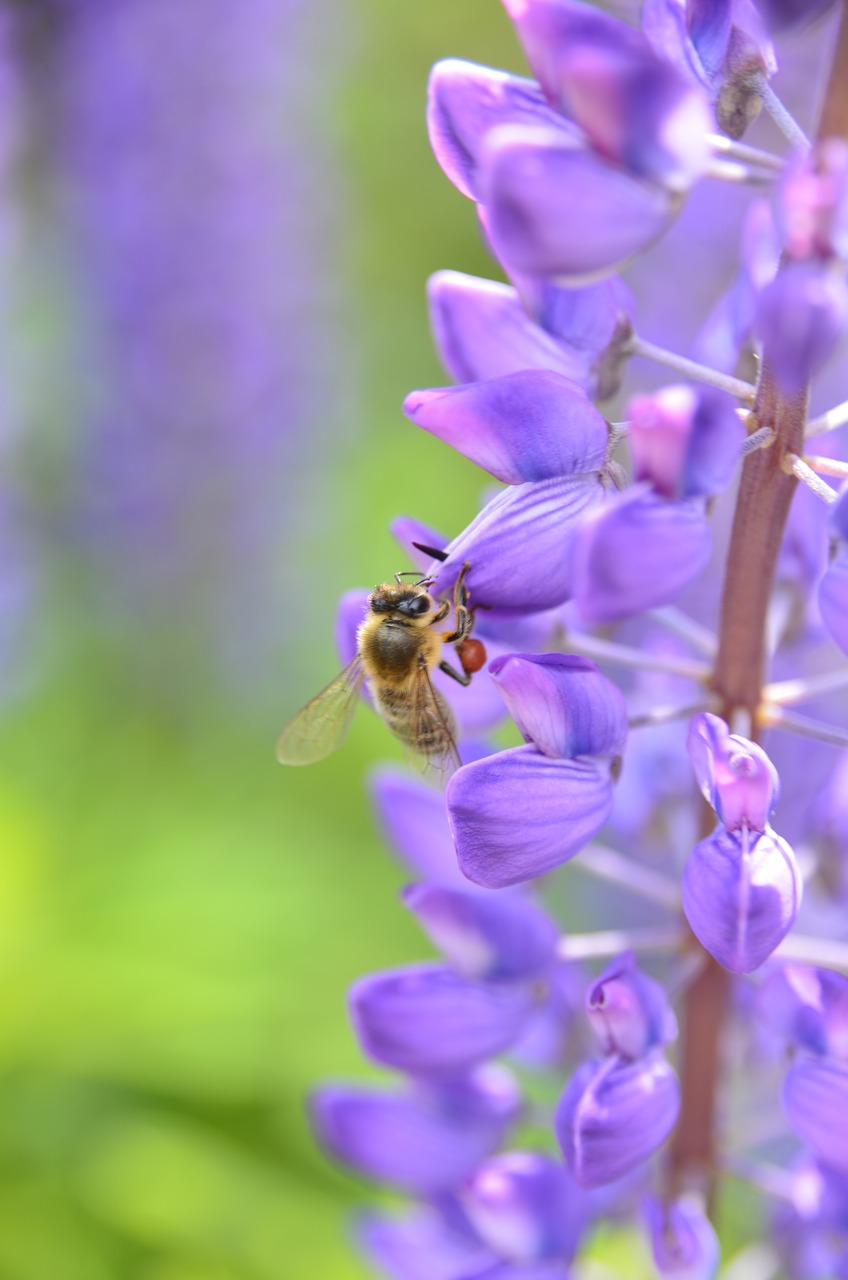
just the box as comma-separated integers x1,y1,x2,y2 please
299,1,848,1276
46,0,341,690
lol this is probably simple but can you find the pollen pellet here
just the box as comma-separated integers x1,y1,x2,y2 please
457,637,486,675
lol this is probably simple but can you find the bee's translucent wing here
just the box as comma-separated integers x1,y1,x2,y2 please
408,661,462,782
276,656,365,765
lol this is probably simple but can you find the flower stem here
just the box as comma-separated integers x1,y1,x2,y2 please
756,76,810,152
626,334,756,402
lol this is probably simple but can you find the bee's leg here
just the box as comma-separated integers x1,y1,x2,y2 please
432,601,451,623
441,563,473,644
438,658,472,687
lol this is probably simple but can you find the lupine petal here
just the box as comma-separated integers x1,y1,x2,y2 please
336,588,369,666
754,261,848,396
757,965,848,1060
432,471,605,614
686,0,732,80
488,652,628,759
687,712,780,832
427,270,595,391
628,385,743,500
461,1152,589,1263
644,1193,720,1280
404,371,609,484
758,0,839,32
448,744,614,888
778,139,848,263
403,884,559,981
681,824,802,974
350,964,535,1074
482,124,679,284
312,1066,521,1194
573,486,712,624
359,1207,497,1280
586,954,678,1060
427,58,575,201
370,766,490,893
784,1058,848,1175
503,0,711,191
556,1053,680,1187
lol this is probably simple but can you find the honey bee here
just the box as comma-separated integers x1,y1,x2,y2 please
276,561,485,774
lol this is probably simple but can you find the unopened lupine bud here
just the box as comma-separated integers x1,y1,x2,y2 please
644,1193,720,1280
350,964,535,1074
688,713,779,832
681,824,801,974
556,1053,680,1187
573,485,712,624
628,385,743,500
403,884,559,982
462,1152,589,1264
586,954,678,1060
779,139,848,264
754,260,848,395
312,1065,521,1194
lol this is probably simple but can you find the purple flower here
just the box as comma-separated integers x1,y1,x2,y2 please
628,385,744,500
754,261,848,396
688,713,780,832
359,1205,496,1280
312,1066,521,1194
350,964,536,1075
757,964,848,1060
447,655,626,888
783,1058,848,1175
460,1151,589,1264
644,1194,720,1279
818,486,848,657
403,884,559,982
556,1052,680,1187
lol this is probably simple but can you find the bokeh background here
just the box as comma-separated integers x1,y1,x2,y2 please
0,2,838,1278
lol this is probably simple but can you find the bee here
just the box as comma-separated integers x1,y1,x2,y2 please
276,561,485,774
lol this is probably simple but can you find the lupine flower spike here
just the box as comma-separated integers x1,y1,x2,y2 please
290,0,848,1275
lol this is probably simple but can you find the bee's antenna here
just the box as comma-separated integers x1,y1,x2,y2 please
394,569,436,586
412,541,449,563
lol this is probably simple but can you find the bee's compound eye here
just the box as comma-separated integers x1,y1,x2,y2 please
409,595,431,616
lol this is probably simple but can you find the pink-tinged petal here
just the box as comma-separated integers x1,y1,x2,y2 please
757,966,848,1061
312,1066,520,1194
433,472,605,614
818,548,848,657
784,1058,848,1175
687,712,780,831
644,1193,720,1280
573,486,712,624
403,884,559,981
461,1152,590,1263
778,139,848,263
754,261,848,396
482,124,679,284
488,652,627,759
359,1207,497,1280
628,385,743,500
350,964,535,1075
427,58,575,201
404,371,608,484
556,1052,680,1187
370,766,479,892
586,954,678,1060
504,0,711,191
427,270,594,391
448,744,614,888
681,824,802,975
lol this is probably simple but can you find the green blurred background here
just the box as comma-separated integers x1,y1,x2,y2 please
0,1,529,1277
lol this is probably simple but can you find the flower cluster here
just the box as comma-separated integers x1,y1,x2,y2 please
304,0,848,1275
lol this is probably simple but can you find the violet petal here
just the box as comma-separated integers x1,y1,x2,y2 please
757,965,848,1060
488,652,628,759
754,261,848,396
573,486,712,624
686,712,780,831
350,964,535,1074
644,1193,720,1279
359,1207,496,1280
628,385,743,500
447,744,614,889
370,766,475,891
403,883,559,981
427,58,575,201
556,1053,680,1187
784,1057,848,1175
404,370,609,484
482,124,679,284
681,824,802,975
819,547,848,657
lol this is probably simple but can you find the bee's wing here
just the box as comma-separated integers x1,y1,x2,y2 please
276,656,365,765
409,661,462,782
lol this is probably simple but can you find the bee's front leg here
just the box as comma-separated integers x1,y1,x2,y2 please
438,657,472,687
441,563,473,644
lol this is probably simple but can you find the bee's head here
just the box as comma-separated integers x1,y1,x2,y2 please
369,585,434,620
